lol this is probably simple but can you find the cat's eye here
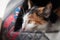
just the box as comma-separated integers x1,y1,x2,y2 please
36,12,43,17
28,20,31,23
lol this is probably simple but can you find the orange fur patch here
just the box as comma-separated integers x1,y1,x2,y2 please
28,7,47,25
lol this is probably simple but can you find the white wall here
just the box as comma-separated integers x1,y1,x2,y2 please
0,0,10,18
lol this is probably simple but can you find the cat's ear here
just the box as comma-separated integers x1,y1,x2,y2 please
44,3,52,18
28,0,33,9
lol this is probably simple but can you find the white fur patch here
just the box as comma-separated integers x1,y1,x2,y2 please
22,13,30,29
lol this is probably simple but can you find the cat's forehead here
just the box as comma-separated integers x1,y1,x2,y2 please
24,7,45,19
28,6,45,14
23,7,45,20
27,7,45,18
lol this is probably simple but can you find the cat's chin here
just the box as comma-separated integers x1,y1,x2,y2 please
21,28,47,33
21,26,59,33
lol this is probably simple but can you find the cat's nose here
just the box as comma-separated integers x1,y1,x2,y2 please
21,28,25,31
21,23,26,31
21,24,27,31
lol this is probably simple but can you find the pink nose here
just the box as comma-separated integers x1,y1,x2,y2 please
21,26,26,32
23,28,25,31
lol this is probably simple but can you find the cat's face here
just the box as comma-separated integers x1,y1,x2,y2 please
22,3,52,32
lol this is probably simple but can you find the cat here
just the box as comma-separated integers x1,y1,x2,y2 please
14,0,60,32
21,1,60,32
21,3,53,32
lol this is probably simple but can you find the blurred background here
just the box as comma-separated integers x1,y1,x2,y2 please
0,0,10,30
0,0,10,19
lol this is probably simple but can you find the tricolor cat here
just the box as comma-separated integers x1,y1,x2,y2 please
14,0,60,32
21,3,52,32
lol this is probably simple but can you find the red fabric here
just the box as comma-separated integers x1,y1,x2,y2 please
11,32,19,40
7,26,14,38
2,6,22,40
3,13,19,40
4,14,15,28
7,26,19,40
0,5,23,40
